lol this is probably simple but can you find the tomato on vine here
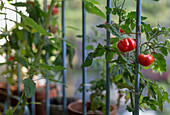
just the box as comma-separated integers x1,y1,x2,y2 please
120,28,125,33
48,25,57,34
117,38,136,52
137,54,154,66
48,5,59,16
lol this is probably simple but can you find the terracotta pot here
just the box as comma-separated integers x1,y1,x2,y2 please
43,97,79,115
68,101,117,115
28,84,57,115
0,92,30,115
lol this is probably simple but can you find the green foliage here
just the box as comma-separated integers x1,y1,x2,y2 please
6,107,13,115
82,0,170,114
83,0,106,19
22,78,36,98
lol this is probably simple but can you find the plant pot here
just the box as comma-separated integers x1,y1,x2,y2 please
0,92,30,115
43,97,79,115
28,84,57,115
68,101,117,115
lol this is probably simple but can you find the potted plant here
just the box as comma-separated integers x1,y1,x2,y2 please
0,0,75,114
76,0,170,114
68,75,117,115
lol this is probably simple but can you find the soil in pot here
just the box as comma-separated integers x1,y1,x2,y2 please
45,97,79,115
28,84,57,115
68,101,117,115
0,92,30,115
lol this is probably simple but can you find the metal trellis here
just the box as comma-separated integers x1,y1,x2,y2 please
62,0,67,115
82,1,87,115
135,0,142,115
106,0,111,115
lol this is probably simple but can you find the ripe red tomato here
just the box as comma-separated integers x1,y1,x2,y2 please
48,5,59,16
137,54,154,66
9,56,14,61
120,28,125,33
117,38,136,52
48,25,57,34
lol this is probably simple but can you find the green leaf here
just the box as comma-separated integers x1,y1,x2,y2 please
150,104,157,111
22,78,36,98
105,50,113,61
19,57,28,68
115,74,122,82
153,53,167,72
126,105,134,112
66,26,80,31
0,1,4,10
86,45,94,50
6,107,13,115
93,43,105,57
37,64,66,71
81,52,93,67
159,47,168,56
84,0,106,19
48,78,67,88
109,26,124,38
88,0,100,5
18,12,51,36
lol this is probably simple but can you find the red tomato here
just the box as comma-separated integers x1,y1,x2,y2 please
120,28,125,33
9,56,14,61
48,5,59,16
104,21,114,29
137,54,154,66
48,25,57,34
117,38,136,52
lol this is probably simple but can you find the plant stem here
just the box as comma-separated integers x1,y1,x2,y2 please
12,91,24,113
19,92,27,115
129,75,135,115
18,0,56,114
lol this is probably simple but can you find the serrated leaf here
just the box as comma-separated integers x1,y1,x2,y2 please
84,0,106,19
22,78,36,98
159,47,168,56
18,12,51,36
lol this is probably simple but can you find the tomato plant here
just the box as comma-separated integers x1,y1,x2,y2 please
120,28,125,33
137,54,154,66
48,25,57,34
82,0,170,114
117,38,136,52
48,5,59,16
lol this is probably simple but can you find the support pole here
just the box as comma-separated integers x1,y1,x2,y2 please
62,1,67,115
44,0,50,114
82,1,87,115
135,0,141,115
106,0,111,115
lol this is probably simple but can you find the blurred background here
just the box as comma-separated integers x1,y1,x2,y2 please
0,0,170,115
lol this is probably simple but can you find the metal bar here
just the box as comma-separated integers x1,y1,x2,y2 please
106,0,111,115
135,0,141,115
62,1,67,115
44,0,50,114
45,49,50,115
3,7,11,113
31,58,35,115
82,1,87,115
15,0,21,96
